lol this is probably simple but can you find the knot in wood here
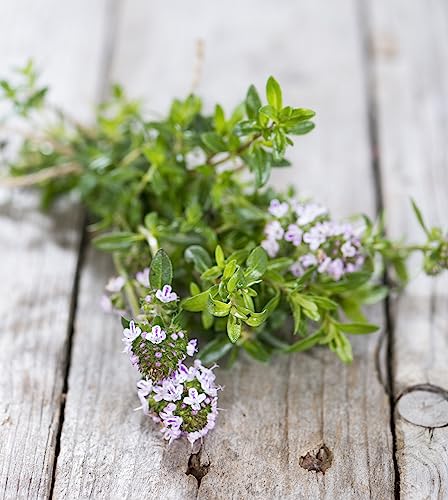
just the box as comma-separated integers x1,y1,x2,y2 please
397,384,448,428
299,444,333,474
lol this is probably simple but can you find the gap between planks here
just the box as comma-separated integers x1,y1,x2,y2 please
357,0,401,497
48,0,123,496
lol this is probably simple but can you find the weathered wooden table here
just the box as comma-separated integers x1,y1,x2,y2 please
1,1,447,498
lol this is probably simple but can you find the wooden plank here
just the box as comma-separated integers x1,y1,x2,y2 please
369,0,448,498
102,1,394,498
52,249,198,498
0,1,108,498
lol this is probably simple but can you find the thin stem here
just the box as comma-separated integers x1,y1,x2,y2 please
0,162,82,187
113,253,140,317
208,133,262,167
138,225,159,256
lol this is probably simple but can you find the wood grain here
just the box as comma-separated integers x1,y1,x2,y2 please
52,248,198,499
369,0,448,498
0,1,108,498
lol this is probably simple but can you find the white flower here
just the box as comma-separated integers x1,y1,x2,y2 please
136,379,153,396
341,241,356,257
155,284,178,303
187,339,198,356
145,325,166,344
136,268,150,287
105,276,125,293
183,388,206,411
261,238,280,258
264,220,284,240
300,254,318,268
303,226,327,251
297,203,327,226
122,321,141,353
153,380,184,402
268,199,289,218
290,262,304,277
284,224,302,246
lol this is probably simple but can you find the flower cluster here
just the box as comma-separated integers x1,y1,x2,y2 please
122,318,196,381
261,198,366,280
135,360,220,444
122,283,219,444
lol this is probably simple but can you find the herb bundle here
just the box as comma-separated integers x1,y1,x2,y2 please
1,63,447,444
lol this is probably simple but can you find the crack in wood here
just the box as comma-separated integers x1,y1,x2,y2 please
186,447,210,488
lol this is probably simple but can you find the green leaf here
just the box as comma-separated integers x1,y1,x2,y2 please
289,121,315,135
259,105,277,120
266,76,282,110
340,298,367,322
92,231,143,252
120,316,130,329
289,300,301,334
227,267,246,292
149,249,173,289
215,245,225,268
242,339,270,362
208,295,232,317
182,290,210,312
287,330,324,352
214,104,226,134
185,245,212,274
336,322,380,334
245,147,271,187
245,84,262,119
223,259,238,279
331,331,353,363
246,246,268,281
201,132,227,153
201,265,223,281
292,293,320,321
199,336,233,364
244,290,280,327
411,198,429,235
227,314,242,343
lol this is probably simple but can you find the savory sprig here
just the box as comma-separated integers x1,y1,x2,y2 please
1,62,447,366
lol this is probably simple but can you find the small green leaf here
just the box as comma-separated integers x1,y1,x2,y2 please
223,259,238,279
149,249,173,289
245,84,262,119
411,198,429,235
215,245,225,268
289,121,315,135
121,316,130,329
92,231,143,252
246,246,268,281
336,322,380,334
199,336,233,364
259,105,277,120
201,132,227,153
185,245,212,274
287,330,324,352
214,104,226,134
208,295,232,317
242,339,270,362
227,314,242,343
182,290,210,312
266,76,282,110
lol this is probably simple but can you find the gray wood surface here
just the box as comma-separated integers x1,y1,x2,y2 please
370,1,448,498
0,0,446,498
0,1,108,498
